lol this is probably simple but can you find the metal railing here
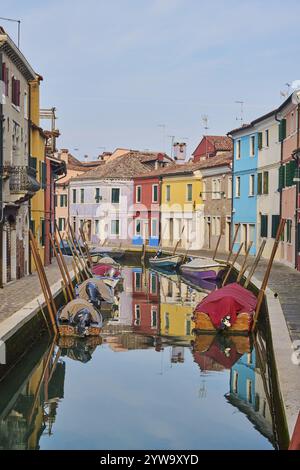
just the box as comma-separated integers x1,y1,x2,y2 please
1,165,39,193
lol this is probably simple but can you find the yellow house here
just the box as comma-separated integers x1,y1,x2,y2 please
29,76,47,268
160,162,204,249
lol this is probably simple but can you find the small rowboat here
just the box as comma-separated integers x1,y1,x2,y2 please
192,283,257,334
149,254,184,271
77,279,114,304
180,257,226,281
57,298,103,337
90,247,125,261
92,264,122,288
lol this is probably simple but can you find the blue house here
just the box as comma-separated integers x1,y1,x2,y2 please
228,125,258,255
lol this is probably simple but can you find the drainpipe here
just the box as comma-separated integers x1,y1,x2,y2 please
28,82,32,275
0,53,4,287
292,104,300,270
159,176,162,249
275,111,283,220
227,133,234,250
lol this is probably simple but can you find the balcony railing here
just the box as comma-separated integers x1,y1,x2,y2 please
1,165,40,194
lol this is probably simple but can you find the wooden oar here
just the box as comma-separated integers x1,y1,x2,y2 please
226,223,240,264
173,226,185,255
244,239,266,288
222,242,244,287
252,218,285,331
236,241,253,283
49,235,73,301
212,233,222,260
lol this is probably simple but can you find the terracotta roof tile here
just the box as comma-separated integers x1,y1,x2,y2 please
205,135,233,151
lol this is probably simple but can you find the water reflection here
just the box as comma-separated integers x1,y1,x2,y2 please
0,266,282,450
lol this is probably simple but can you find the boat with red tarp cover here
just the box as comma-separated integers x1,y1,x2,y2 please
192,282,257,334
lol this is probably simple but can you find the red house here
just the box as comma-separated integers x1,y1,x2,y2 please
132,173,161,247
192,135,233,162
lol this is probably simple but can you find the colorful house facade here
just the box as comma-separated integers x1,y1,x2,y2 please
192,135,233,162
228,126,258,255
132,174,161,247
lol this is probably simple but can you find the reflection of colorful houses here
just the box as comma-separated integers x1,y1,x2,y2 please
132,267,160,336
159,274,203,345
226,350,274,444
108,267,133,326
0,341,65,449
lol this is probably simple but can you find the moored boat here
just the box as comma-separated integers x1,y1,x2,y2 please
57,298,103,337
192,282,257,334
149,254,184,271
92,264,122,288
180,257,226,281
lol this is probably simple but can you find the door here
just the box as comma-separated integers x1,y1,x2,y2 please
143,220,149,243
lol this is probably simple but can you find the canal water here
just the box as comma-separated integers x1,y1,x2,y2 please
0,264,285,450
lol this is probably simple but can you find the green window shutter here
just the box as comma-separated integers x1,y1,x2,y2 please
263,171,269,194
271,215,280,238
258,132,263,150
278,166,284,191
257,173,262,195
286,160,296,187
29,156,37,171
40,219,45,246
279,119,287,142
261,215,268,237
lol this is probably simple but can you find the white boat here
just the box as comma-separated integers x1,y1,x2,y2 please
180,257,226,280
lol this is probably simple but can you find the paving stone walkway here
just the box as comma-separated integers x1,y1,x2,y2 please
0,258,73,324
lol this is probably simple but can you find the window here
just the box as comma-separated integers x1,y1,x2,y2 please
236,140,241,160
54,195,57,207
2,63,9,96
247,379,253,404
111,219,120,236
111,188,120,203
202,181,206,200
286,219,292,243
135,219,141,236
212,216,221,236
166,185,171,202
165,312,170,330
24,92,28,119
151,218,158,237
250,135,255,157
167,280,173,297
233,371,238,393
40,161,46,189
249,224,255,243
136,185,142,203
235,176,240,197
186,320,191,336
271,215,280,238
58,217,66,231
60,194,67,207
150,273,157,294
260,214,268,238
249,174,255,196
263,171,269,195
279,119,286,142
40,219,45,246
95,188,101,202
80,219,84,229
80,188,84,203
72,189,77,203
187,183,193,201
135,305,141,325
151,309,157,328
258,132,263,150
152,184,158,202
72,217,76,233
11,76,20,107
265,129,269,147
135,272,142,290
257,173,262,195
227,177,232,199
95,220,100,235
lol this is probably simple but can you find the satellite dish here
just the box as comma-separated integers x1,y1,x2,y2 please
292,89,300,105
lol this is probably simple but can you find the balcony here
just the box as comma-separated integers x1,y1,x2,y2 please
1,165,41,203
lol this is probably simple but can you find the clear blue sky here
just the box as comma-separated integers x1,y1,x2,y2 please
1,0,300,160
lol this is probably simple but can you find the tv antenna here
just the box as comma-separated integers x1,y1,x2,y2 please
235,100,244,125
201,115,209,133
0,16,21,48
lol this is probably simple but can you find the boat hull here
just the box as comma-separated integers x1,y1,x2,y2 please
58,324,102,337
149,255,183,271
193,311,253,334
180,265,225,280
